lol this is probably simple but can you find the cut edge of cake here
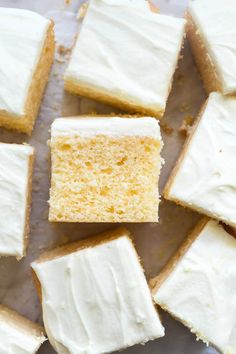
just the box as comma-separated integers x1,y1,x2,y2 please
0,20,55,135
49,115,164,223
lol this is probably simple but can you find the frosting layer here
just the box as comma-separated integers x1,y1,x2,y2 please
0,8,50,116
189,0,236,94
0,143,34,258
32,234,164,354
51,117,162,139
65,0,185,112
0,305,45,354
168,92,236,227
153,219,236,354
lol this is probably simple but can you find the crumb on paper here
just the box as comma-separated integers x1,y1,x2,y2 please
65,0,71,4
179,102,192,112
179,115,194,136
57,45,71,56
77,2,89,20
147,0,159,13
160,122,173,135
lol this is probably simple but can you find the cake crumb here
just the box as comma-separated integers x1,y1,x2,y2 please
77,2,89,19
179,115,194,136
160,122,173,135
147,0,159,13
65,0,71,4
57,45,71,56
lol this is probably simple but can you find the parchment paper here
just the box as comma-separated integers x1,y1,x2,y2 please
0,0,218,353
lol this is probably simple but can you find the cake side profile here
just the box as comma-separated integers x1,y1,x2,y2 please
0,8,55,134
49,116,163,222
151,219,236,354
0,304,45,353
164,92,236,227
187,0,236,94
0,143,34,259
32,227,164,354
64,0,185,117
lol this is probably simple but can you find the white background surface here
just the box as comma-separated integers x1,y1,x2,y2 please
0,0,218,353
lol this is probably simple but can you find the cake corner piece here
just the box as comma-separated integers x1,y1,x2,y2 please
64,0,186,118
151,218,236,353
163,92,236,228
32,227,164,353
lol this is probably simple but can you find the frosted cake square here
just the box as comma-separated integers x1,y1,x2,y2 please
0,143,34,259
0,305,45,353
151,219,236,354
187,0,236,94
164,92,236,227
49,116,163,222
64,0,185,118
32,227,164,354
0,8,55,134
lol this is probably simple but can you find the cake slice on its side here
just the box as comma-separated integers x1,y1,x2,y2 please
32,227,164,354
49,116,163,222
64,0,185,118
0,8,55,134
0,143,34,259
186,0,236,94
151,218,236,354
164,92,236,227
0,305,45,353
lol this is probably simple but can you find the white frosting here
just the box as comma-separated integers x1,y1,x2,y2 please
153,219,236,354
0,143,34,258
0,307,45,354
189,0,236,94
168,92,236,227
0,8,50,116
65,0,185,112
32,234,164,354
51,117,162,139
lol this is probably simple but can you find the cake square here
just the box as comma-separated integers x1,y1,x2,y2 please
0,8,55,134
187,0,236,95
0,143,34,259
49,116,163,222
0,304,45,353
32,227,164,354
64,0,185,118
164,92,236,227
151,219,236,353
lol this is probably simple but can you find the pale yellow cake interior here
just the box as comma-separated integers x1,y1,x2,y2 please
49,135,162,222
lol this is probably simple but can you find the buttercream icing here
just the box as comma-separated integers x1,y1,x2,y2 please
189,0,236,94
51,117,162,139
32,233,164,354
65,0,185,113
0,8,50,116
153,219,236,354
0,143,34,258
167,92,236,227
